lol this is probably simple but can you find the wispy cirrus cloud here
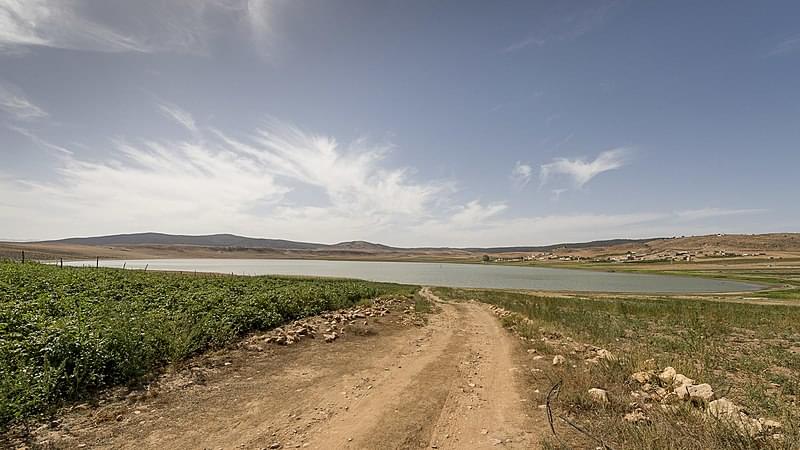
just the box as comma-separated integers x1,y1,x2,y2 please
246,0,274,43
540,148,630,189
157,101,197,132
504,37,547,54
0,81,47,120
0,109,456,242
6,125,72,155
767,34,800,56
503,1,620,53
674,208,767,221
0,0,149,53
510,161,532,187
0,102,770,246
212,120,454,219
0,0,278,54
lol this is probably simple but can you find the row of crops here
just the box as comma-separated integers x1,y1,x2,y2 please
0,261,415,428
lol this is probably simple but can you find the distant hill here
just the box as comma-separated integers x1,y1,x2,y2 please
472,238,656,254
39,233,325,250
21,232,800,259
37,233,657,253
328,241,399,251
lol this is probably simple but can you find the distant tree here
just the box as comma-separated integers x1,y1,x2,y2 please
482,254,491,263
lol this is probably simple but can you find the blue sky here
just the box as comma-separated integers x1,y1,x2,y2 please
1,0,798,246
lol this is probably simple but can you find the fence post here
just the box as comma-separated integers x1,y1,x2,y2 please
96,256,99,268
60,258,63,268
21,251,25,263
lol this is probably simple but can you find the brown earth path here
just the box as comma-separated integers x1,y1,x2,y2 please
27,288,543,449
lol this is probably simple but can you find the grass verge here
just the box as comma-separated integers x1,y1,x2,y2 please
414,292,434,314
434,287,800,449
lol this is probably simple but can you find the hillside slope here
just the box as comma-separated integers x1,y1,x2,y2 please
2,232,797,262
39,232,325,250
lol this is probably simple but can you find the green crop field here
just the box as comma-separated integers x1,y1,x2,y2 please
0,261,414,429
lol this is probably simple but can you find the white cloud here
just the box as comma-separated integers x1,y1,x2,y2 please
510,161,532,187
503,1,619,53
0,0,149,53
675,208,767,221
449,200,508,227
157,102,197,132
214,121,454,219
7,125,72,154
246,0,272,39
551,188,567,200
503,36,546,54
0,0,277,54
0,140,287,238
0,81,47,119
768,34,800,57
540,148,629,189
0,108,770,246
0,117,456,242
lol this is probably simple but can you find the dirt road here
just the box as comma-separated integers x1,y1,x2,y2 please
30,289,543,449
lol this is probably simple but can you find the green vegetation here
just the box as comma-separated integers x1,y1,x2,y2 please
413,292,433,314
435,287,800,449
762,288,800,300
502,258,800,289
0,262,414,429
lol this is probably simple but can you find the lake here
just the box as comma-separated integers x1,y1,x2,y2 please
66,258,762,293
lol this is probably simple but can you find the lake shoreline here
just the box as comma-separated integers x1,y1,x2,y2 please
61,258,763,294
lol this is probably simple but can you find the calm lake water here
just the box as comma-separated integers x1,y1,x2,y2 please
67,258,762,293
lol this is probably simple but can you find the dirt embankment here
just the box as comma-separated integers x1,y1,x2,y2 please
15,289,544,449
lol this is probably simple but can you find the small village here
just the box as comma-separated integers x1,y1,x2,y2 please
491,249,770,264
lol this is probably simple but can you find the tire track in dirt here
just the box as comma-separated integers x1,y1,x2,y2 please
301,292,467,449
302,288,540,449
424,289,539,449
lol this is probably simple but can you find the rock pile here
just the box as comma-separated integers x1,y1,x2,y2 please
626,366,783,438
488,304,512,319
705,397,783,437
487,305,538,331
626,366,719,405
249,296,410,348
265,322,317,345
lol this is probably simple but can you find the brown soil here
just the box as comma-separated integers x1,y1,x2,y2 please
18,289,544,449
